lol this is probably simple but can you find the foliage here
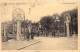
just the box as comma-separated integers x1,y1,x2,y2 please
40,15,54,30
40,8,78,34
61,8,78,34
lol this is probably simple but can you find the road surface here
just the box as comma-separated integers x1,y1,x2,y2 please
21,37,78,50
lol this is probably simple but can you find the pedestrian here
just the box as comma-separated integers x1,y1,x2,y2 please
27,31,29,41
27,24,31,41
25,27,29,41
31,26,34,39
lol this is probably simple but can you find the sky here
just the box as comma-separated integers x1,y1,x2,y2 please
0,1,77,22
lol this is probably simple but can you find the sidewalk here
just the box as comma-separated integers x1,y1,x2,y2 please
2,38,40,50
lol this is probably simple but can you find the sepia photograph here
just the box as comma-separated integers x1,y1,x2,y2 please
0,0,78,50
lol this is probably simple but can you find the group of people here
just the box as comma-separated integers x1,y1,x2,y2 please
24,23,61,41
25,24,35,41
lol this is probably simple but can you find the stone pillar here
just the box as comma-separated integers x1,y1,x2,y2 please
64,13,71,37
64,23,65,37
17,20,21,40
13,22,15,35
4,24,7,37
66,22,70,37
3,24,7,42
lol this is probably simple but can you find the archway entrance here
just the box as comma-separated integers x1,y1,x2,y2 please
12,8,25,40
64,13,71,37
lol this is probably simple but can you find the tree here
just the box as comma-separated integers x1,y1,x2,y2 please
40,15,54,30
70,8,78,34
61,8,78,35
52,14,61,31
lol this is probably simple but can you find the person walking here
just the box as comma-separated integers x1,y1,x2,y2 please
25,27,29,41
27,24,31,41
31,26,34,39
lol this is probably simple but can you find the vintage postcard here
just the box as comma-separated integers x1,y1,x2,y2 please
0,0,80,52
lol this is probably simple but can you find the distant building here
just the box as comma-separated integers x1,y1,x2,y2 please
1,20,33,40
